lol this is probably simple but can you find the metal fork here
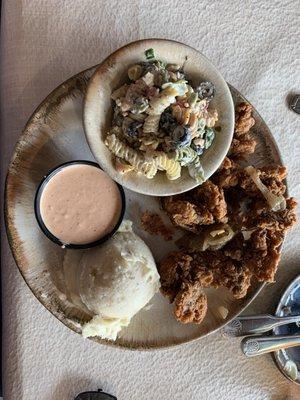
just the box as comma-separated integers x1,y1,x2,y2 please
224,314,300,337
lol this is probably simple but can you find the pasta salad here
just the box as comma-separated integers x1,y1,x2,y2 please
105,48,219,183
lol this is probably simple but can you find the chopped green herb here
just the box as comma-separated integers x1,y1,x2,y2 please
204,127,215,149
145,48,155,60
197,118,206,137
188,92,198,107
155,59,167,69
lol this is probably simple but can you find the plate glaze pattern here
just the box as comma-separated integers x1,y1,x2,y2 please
5,67,284,349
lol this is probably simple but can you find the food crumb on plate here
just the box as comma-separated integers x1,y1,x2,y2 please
141,211,174,241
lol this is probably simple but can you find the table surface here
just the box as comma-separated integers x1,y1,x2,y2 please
1,1,300,399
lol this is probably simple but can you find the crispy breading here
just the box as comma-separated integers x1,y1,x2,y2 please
229,102,257,158
158,252,193,302
212,157,240,189
158,102,297,325
162,181,228,232
245,197,297,231
161,198,211,231
243,228,281,282
192,251,252,299
239,165,286,197
229,136,257,158
163,179,244,233
174,282,208,324
223,232,244,261
159,182,296,323
159,248,253,308
191,181,228,223
234,102,256,136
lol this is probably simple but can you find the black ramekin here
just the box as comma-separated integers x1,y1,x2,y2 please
34,160,126,249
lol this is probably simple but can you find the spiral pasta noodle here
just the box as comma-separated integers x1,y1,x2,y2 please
143,114,161,134
155,152,181,180
188,156,205,183
105,134,157,178
148,87,178,115
175,147,197,166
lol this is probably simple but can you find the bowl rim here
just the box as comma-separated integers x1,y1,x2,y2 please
34,160,126,249
83,38,235,196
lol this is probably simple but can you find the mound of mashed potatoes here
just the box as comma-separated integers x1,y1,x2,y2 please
62,221,160,340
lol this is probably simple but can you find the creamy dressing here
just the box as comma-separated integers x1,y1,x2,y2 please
40,164,122,245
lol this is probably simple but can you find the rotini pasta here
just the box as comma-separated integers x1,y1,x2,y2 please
188,156,205,183
106,48,218,182
139,134,161,152
143,114,161,134
175,147,197,166
148,86,178,115
155,152,181,180
105,134,157,178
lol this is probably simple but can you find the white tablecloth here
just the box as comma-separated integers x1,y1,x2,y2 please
1,1,300,399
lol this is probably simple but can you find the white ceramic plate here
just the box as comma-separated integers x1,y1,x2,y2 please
5,66,283,350
83,39,235,196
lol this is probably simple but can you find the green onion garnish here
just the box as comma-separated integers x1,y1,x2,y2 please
145,48,155,60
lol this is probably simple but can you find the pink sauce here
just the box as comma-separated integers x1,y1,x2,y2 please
40,164,122,245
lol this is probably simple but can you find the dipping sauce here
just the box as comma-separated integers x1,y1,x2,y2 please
39,163,123,245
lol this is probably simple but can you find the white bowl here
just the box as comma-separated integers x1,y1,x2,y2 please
83,39,234,196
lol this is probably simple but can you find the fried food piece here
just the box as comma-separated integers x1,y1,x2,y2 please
193,265,215,287
159,248,252,309
162,198,210,231
223,232,244,261
243,228,281,282
230,136,257,158
234,102,255,136
260,165,287,180
212,157,240,189
162,181,228,231
221,156,235,170
191,181,228,223
158,251,193,302
158,101,297,325
174,282,208,324
240,165,286,197
229,102,257,158
213,261,252,299
192,251,252,299
214,162,286,199
158,252,211,323
246,230,280,281
241,198,297,282
140,211,174,241
245,197,297,231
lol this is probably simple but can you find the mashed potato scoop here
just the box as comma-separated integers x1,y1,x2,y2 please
63,221,160,340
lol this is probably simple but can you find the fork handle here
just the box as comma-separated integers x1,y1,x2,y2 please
226,314,300,336
241,335,300,357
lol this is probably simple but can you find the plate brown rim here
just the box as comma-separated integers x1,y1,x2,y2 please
5,65,287,350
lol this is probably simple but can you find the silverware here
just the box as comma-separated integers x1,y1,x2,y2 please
241,334,300,357
224,314,300,337
273,275,300,383
289,94,300,114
